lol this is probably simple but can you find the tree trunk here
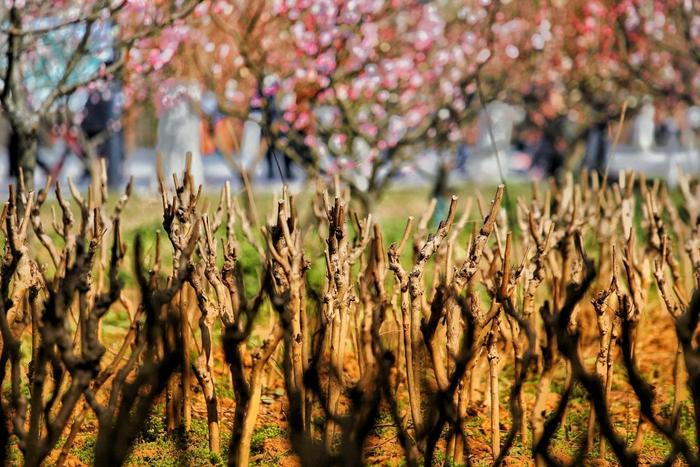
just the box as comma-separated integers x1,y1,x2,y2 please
672,342,684,424
180,288,192,432
193,357,220,453
228,326,283,467
532,365,555,466
287,286,307,431
234,378,263,466
400,286,421,433
600,320,619,459
9,127,38,195
487,323,500,460
324,311,340,448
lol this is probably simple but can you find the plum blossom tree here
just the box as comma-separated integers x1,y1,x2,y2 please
619,0,700,106
159,0,537,211
0,0,200,192
148,0,292,173
495,0,638,173
269,0,538,212
517,0,700,170
522,0,700,155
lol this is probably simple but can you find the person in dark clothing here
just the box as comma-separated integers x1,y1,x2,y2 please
523,87,574,179
430,152,451,227
265,144,294,180
532,134,560,176
532,116,570,178
583,120,609,173
80,80,124,188
455,142,470,173
262,95,296,181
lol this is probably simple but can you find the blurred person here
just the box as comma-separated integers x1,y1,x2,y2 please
655,98,684,150
455,142,470,173
431,151,451,227
582,120,609,174
509,127,537,177
654,108,672,148
200,91,235,158
263,88,295,181
80,79,124,188
532,132,560,177
264,139,293,180
455,125,478,174
530,88,572,179
199,93,219,159
199,90,242,182
655,117,680,149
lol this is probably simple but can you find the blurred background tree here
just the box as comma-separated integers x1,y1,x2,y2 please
0,0,200,192
5,0,700,204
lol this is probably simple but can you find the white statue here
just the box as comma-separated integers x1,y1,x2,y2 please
240,107,262,173
156,84,204,188
467,101,525,181
633,101,655,152
475,101,525,154
682,106,700,150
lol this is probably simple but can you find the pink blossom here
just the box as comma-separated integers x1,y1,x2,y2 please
294,110,311,129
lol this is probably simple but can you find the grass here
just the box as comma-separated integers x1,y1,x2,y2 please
61,408,234,466
250,424,285,454
74,436,96,465
122,415,228,466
